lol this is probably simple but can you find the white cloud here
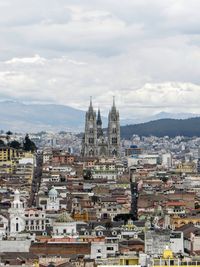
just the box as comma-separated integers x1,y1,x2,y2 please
5,54,46,65
0,0,200,119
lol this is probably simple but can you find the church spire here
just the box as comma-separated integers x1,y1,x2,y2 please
113,96,115,107
88,96,94,117
97,108,103,138
97,108,102,125
111,96,116,112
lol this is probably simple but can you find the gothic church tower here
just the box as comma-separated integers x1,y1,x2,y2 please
97,108,103,139
108,97,120,157
82,97,120,157
82,98,97,157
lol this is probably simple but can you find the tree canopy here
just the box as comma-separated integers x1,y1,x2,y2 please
23,134,37,152
120,117,200,139
9,140,21,149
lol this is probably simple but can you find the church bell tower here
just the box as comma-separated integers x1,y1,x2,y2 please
108,97,120,157
82,97,97,157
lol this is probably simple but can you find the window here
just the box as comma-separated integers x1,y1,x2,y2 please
98,231,103,236
97,249,101,253
89,150,94,156
16,223,19,232
89,138,94,144
107,247,114,250
112,128,117,134
112,231,117,236
112,149,117,156
112,137,117,144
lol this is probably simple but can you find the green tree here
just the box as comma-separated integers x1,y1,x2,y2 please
0,140,5,146
6,131,12,144
23,134,37,152
9,140,21,149
83,169,92,180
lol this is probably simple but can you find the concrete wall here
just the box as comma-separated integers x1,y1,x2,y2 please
0,240,31,252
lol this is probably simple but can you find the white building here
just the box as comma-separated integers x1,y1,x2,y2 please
128,154,159,167
91,239,119,259
162,153,172,168
170,232,184,254
9,190,26,235
52,213,86,237
47,187,60,211
9,190,46,235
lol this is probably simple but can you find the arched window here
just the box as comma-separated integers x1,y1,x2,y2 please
89,138,94,144
89,150,94,156
16,223,19,232
98,231,103,236
112,128,117,134
112,149,117,156
89,128,93,134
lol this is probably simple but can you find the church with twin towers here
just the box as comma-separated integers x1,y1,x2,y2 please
82,97,120,158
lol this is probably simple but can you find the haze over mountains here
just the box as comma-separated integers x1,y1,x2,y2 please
0,101,199,133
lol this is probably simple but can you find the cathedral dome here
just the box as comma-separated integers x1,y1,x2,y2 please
56,212,74,223
48,187,58,198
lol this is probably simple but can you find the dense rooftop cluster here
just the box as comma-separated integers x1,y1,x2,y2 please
1,131,200,266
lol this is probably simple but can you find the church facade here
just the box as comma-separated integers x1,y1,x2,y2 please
82,98,120,158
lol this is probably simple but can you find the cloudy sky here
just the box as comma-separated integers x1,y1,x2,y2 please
0,0,200,118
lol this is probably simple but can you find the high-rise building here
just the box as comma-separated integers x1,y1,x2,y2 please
82,98,120,158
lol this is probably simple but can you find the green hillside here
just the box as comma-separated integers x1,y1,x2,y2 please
120,117,200,139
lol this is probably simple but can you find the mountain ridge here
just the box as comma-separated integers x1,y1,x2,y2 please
120,117,200,139
0,101,199,134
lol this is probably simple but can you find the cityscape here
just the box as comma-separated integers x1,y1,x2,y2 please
1,100,200,266
1,0,200,267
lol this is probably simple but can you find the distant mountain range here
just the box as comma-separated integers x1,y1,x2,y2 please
0,101,86,132
0,101,200,134
121,117,200,139
121,111,200,125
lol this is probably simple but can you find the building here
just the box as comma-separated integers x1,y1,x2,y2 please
9,190,46,235
145,230,170,256
125,145,142,157
9,189,26,235
162,153,172,168
37,187,65,211
82,98,120,158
